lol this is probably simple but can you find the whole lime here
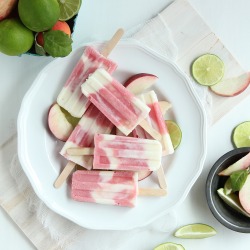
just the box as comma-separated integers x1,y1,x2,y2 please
18,0,60,32
0,18,34,56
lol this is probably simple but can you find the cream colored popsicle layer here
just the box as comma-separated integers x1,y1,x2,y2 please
93,134,162,171
81,68,151,136
134,90,174,156
71,170,138,207
57,46,117,118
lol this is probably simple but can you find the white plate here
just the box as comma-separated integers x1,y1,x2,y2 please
18,40,207,230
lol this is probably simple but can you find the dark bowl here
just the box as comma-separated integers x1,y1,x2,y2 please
206,147,250,233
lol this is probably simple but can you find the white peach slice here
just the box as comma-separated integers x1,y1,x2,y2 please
158,101,172,116
218,152,250,176
48,103,79,141
210,72,250,97
124,73,158,95
239,174,250,214
138,170,152,181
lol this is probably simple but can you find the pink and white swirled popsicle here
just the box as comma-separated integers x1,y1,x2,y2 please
133,90,174,156
57,46,117,118
81,68,151,136
60,104,114,170
71,170,138,207
93,134,162,171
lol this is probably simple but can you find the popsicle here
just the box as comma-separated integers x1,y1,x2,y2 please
71,170,167,207
57,29,124,118
81,68,161,139
93,134,162,172
60,104,114,170
71,170,138,207
134,90,174,156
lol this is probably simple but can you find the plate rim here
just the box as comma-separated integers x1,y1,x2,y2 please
17,39,207,230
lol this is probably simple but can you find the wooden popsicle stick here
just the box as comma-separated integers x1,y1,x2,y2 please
156,166,167,189
139,119,162,141
138,188,167,196
101,28,125,57
67,147,94,156
54,161,76,189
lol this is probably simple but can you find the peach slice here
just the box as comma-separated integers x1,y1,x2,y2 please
218,152,250,176
124,73,158,95
239,174,250,214
0,0,17,20
210,72,250,97
48,103,79,141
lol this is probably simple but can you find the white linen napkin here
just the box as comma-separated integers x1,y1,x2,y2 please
0,3,216,249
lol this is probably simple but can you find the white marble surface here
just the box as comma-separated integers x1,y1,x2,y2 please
1,0,250,249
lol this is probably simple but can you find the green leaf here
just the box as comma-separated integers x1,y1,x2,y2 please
230,169,248,192
43,30,72,57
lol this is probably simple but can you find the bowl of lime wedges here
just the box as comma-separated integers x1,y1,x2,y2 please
206,147,250,233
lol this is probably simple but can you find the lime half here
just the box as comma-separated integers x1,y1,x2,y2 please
232,121,250,148
174,223,216,239
165,120,182,149
192,54,224,86
154,242,185,250
58,0,82,21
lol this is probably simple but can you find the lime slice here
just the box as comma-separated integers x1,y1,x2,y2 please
165,120,182,149
191,54,224,86
232,121,250,148
174,223,216,239
57,0,82,21
154,242,185,250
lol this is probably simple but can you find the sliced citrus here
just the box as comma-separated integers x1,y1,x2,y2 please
192,54,224,86
174,223,216,239
232,121,250,148
165,120,182,149
58,0,82,21
154,242,185,250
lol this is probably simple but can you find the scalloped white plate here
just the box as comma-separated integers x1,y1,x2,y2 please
18,40,207,230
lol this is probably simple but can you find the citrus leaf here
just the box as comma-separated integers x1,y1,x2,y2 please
44,30,72,57
230,169,248,192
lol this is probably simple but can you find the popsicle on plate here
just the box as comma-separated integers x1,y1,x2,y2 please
134,90,174,156
93,134,162,172
57,46,117,118
81,68,154,136
71,170,138,207
60,104,114,170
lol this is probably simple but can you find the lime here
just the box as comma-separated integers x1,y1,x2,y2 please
18,0,60,32
154,242,185,250
232,121,250,148
0,18,34,56
174,223,216,239
165,120,182,149
57,0,82,21
192,54,224,86
224,178,233,195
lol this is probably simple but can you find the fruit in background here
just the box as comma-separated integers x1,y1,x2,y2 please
138,170,152,181
36,21,71,47
165,120,182,150
18,0,60,32
0,0,17,20
192,54,224,86
48,103,80,141
124,73,158,95
239,174,250,214
58,0,82,21
232,121,250,148
210,72,250,97
0,18,34,56
158,101,172,116
154,242,185,250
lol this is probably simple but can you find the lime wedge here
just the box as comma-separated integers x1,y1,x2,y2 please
174,223,216,239
232,121,250,148
224,178,233,195
165,120,182,149
58,0,82,21
154,242,185,250
191,54,224,86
